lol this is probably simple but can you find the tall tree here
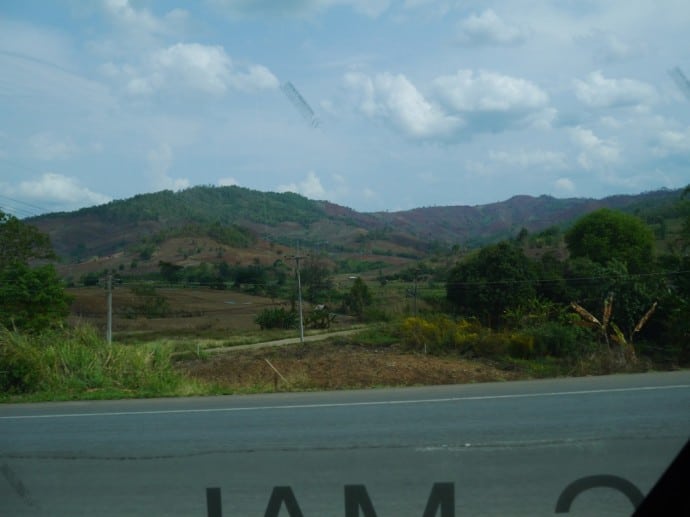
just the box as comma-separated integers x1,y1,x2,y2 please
565,208,654,273
446,241,537,327
0,211,71,331
343,277,372,320
0,211,55,268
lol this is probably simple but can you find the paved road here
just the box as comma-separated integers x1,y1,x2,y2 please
1,371,688,516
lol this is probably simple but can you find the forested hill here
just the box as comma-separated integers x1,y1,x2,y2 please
28,185,685,260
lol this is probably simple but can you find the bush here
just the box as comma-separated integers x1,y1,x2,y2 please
255,307,297,330
528,322,596,358
399,316,481,354
0,263,72,332
508,333,536,359
129,283,170,318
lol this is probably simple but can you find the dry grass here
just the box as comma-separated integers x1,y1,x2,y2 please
180,341,523,392
68,286,292,340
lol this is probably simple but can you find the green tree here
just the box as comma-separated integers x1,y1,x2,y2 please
0,211,55,268
0,211,71,331
300,255,333,303
446,241,537,327
0,263,71,331
565,209,654,273
343,277,372,320
159,260,183,283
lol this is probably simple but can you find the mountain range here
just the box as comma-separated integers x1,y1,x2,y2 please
27,185,684,267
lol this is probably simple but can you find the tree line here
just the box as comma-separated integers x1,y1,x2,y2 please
443,203,690,363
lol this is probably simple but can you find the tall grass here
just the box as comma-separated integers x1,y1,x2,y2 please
0,324,206,400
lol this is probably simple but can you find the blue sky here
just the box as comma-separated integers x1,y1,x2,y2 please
1,0,689,217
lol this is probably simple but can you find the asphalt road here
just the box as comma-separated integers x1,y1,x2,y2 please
1,371,689,516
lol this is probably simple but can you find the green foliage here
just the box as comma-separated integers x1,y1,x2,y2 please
300,256,334,303
398,314,600,361
563,258,660,341
77,185,326,229
0,263,72,332
332,324,398,347
133,242,155,261
527,322,596,358
255,307,297,330
0,210,55,268
565,208,654,273
446,241,537,327
399,316,482,354
128,283,170,318
80,270,105,286
305,305,336,329
342,277,372,320
0,325,193,396
336,259,388,274
0,212,71,331
159,260,183,282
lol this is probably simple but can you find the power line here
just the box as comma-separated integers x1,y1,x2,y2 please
0,193,48,214
0,203,37,219
444,269,690,288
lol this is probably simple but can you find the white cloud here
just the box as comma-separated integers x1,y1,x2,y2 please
345,72,461,139
230,64,280,92
278,171,326,199
119,43,278,96
569,126,620,169
599,116,622,129
211,0,391,18
434,70,548,112
654,128,690,156
432,70,550,132
455,9,528,46
574,71,656,109
218,177,238,187
6,173,111,209
579,31,647,63
29,132,78,161
103,0,187,35
489,149,567,169
104,0,161,33
147,144,189,191
554,178,575,193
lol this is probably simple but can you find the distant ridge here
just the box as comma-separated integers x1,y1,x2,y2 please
27,185,684,261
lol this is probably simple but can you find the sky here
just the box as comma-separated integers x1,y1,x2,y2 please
1,0,689,218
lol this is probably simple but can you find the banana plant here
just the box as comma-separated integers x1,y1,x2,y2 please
570,294,657,360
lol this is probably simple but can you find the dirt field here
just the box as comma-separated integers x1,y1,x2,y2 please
180,341,524,392
68,286,293,338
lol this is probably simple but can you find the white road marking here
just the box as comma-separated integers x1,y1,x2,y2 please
1,384,688,421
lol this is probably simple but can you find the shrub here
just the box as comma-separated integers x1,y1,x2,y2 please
129,283,170,318
508,333,536,359
255,307,297,330
399,316,481,354
528,322,596,358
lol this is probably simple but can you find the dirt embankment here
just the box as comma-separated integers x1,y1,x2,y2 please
180,342,523,391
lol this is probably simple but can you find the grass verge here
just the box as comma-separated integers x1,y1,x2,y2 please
0,325,213,402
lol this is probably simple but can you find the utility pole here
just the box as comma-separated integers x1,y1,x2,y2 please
106,273,112,344
290,255,305,345
406,270,419,317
